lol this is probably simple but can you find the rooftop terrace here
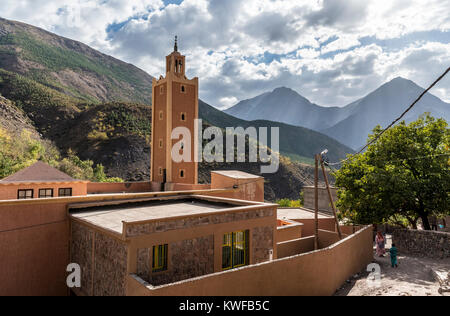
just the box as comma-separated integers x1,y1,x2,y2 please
69,196,256,234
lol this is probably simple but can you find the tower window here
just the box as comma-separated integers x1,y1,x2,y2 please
181,85,186,93
159,167,163,176
159,111,164,120
180,170,185,178
159,139,163,149
180,112,186,121
160,86,164,94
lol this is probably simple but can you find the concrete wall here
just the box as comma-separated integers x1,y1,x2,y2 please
87,182,158,194
392,229,450,259
126,225,373,296
0,202,69,296
277,236,315,258
0,182,87,200
303,186,337,215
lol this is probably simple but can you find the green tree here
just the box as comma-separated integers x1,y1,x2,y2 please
335,115,449,230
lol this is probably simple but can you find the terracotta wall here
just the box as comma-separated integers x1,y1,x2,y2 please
151,82,167,183
0,202,69,296
292,218,336,237
210,173,264,202
0,182,87,200
171,82,197,185
276,223,303,243
126,225,373,296
165,183,211,191
87,182,158,195
277,236,315,258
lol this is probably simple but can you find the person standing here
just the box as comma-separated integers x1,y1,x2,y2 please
375,232,385,257
390,244,398,268
430,216,438,231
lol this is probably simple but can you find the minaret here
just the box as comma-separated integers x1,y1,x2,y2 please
151,37,199,185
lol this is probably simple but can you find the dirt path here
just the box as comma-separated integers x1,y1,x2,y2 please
335,235,450,296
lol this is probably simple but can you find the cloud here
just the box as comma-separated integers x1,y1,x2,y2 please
0,0,449,107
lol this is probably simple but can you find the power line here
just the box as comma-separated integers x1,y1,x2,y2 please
327,67,450,166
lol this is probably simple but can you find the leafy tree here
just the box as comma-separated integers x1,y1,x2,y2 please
335,115,449,230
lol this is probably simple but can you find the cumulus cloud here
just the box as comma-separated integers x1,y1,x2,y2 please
0,0,449,106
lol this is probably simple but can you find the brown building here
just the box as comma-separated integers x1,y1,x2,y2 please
0,161,88,200
151,37,199,185
69,195,276,296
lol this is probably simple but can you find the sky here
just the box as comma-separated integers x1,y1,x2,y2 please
1,0,450,109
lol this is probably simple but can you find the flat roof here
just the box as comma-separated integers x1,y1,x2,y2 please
277,208,332,221
70,197,243,234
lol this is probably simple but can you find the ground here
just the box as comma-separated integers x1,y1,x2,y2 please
335,234,450,296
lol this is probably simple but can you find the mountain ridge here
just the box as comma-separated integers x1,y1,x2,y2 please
226,77,450,149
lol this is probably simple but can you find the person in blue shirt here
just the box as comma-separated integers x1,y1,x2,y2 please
390,243,398,268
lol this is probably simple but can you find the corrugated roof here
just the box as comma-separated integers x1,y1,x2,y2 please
0,161,78,183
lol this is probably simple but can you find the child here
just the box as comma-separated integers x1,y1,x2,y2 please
390,243,398,268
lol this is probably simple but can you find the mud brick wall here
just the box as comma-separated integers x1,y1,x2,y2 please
137,235,214,286
71,222,128,296
392,229,450,259
70,222,94,296
252,226,274,264
93,232,128,296
125,208,274,237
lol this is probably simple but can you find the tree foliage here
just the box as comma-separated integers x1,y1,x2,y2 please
335,115,450,230
0,128,123,183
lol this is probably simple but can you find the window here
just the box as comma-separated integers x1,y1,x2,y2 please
180,85,186,93
18,189,33,200
160,86,164,95
159,139,163,149
59,188,72,197
180,169,185,178
180,112,186,121
159,111,163,120
152,244,168,273
39,188,54,198
222,230,249,270
159,167,163,176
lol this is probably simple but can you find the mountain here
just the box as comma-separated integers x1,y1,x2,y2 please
225,87,352,130
0,17,153,104
201,100,353,163
226,79,450,150
322,77,450,149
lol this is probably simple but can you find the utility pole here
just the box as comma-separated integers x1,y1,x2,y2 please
314,154,319,250
320,156,343,239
